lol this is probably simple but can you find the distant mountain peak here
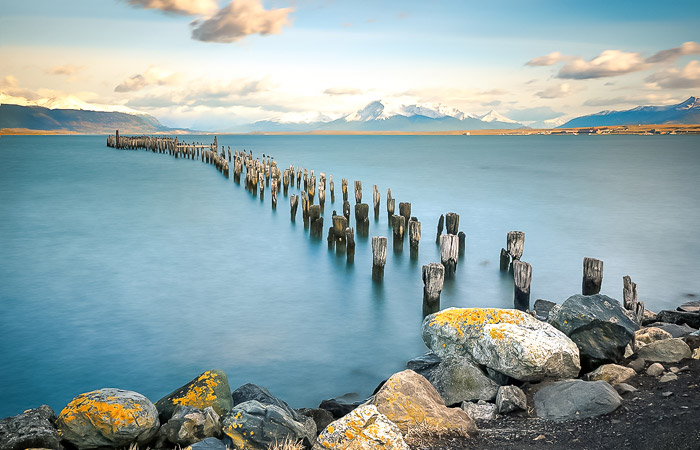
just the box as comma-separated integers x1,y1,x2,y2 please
478,110,518,124
345,100,386,122
560,96,700,128
677,96,700,110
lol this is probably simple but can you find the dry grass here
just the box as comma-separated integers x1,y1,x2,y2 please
267,436,305,450
404,422,472,449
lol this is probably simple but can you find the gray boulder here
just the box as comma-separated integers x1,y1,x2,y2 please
56,388,160,450
461,401,497,421
425,356,500,404
155,370,233,423
534,380,622,421
0,405,62,450
648,322,697,338
533,299,557,321
678,300,700,313
317,398,361,419
406,352,441,373
296,408,333,436
184,437,227,450
221,401,314,450
656,310,700,329
496,386,527,414
636,338,692,363
157,405,221,446
549,294,638,370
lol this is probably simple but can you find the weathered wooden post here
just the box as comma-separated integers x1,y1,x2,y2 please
354,181,362,204
343,200,351,223
582,257,603,295
258,172,265,198
290,194,298,221
329,175,335,203
332,214,348,245
355,203,369,225
409,217,421,257
297,168,302,188
422,263,444,315
623,275,637,311
372,236,387,280
342,178,348,202
271,178,278,208
392,214,405,239
283,169,290,195
115,130,120,149
301,190,309,223
309,205,323,237
373,185,380,219
308,174,316,203
387,198,395,225
440,234,459,277
436,214,444,243
507,231,525,261
513,260,532,311
346,227,355,263
458,231,466,255
499,248,510,271
303,169,308,191
445,212,459,235
399,202,411,234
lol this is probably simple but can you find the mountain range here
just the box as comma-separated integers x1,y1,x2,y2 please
559,97,700,128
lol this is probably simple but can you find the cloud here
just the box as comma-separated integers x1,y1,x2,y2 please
481,100,501,107
47,65,83,76
114,67,180,92
536,83,575,99
645,60,700,89
190,0,293,43
557,50,647,79
525,52,566,67
506,106,564,122
123,0,218,16
646,41,700,64
582,94,680,107
0,75,42,101
324,87,364,96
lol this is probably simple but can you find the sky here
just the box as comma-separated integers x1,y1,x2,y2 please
1,0,699,130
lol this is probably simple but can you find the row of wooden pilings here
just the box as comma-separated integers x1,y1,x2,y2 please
107,131,645,320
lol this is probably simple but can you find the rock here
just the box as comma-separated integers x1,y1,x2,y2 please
646,363,665,377
158,405,221,446
297,408,334,436
634,327,673,351
533,299,557,321
659,373,678,383
312,405,408,450
318,398,361,419
56,388,160,450
496,386,527,414
425,356,501,404
422,308,580,381
406,352,441,373
548,294,638,371
655,310,700,329
623,344,634,358
461,401,497,421
583,364,636,385
184,437,227,450
636,338,692,363
231,383,315,438
678,301,700,313
627,358,646,373
533,380,622,421
221,401,314,450
662,391,674,397
614,383,638,395
155,370,233,423
366,370,476,436
648,322,697,338
684,335,700,351
485,367,512,386
693,348,700,359
0,405,62,450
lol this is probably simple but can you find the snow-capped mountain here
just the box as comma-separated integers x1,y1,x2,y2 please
478,110,518,124
560,97,700,128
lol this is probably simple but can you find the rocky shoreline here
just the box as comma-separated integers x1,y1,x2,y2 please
2,295,699,450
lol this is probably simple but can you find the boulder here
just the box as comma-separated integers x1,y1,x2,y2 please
533,299,557,321
184,437,227,450
685,334,700,351
157,405,221,446
155,370,233,423
583,364,636,385
634,327,672,351
312,405,408,450
647,322,697,338
627,358,646,373
533,380,622,421
461,401,497,421
318,398,361,419
56,388,160,450
406,352,441,373
646,363,665,377
614,383,638,395
296,408,333,436
636,338,691,363
548,294,638,370
366,370,476,436
655,310,700,329
0,405,62,450
693,348,700,359
659,373,678,383
221,401,314,450
485,368,511,386
678,300,700,313
495,386,526,414
422,308,580,381
417,356,500,404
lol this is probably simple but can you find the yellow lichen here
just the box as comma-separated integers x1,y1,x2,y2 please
171,371,220,409
58,392,147,434
429,308,524,338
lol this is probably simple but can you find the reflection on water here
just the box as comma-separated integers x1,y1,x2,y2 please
0,134,699,418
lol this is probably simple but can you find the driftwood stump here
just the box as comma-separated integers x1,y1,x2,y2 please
446,212,459,235
440,234,459,277
582,257,603,295
507,231,525,261
372,236,387,280
436,214,444,244
422,263,444,315
513,260,532,311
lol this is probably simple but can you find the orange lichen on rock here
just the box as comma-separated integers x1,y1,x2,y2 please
428,308,525,338
171,371,220,409
58,391,143,432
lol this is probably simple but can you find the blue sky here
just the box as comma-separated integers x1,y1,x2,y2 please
1,0,699,129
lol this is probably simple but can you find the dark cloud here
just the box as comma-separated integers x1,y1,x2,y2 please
191,0,293,43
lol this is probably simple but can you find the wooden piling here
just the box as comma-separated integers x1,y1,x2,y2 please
513,260,532,311
387,198,395,225
458,231,466,255
409,217,421,255
342,178,348,202
372,236,387,279
343,200,351,223
392,215,405,241
332,214,349,244
440,234,459,277
283,169,290,195
271,179,278,208
399,202,411,233
346,227,355,263
582,257,603,295
329,175,335,203
309,205,323,237
373,185,380,219
499,248,510,271
445,212,459,235
436,214,444,243
290,194,298,220
507,231,525,261
354,181,362,204
422,263,444,315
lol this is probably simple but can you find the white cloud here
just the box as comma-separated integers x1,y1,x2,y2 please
536,83,574,99
525,51,566,67
557,50,647,79
114,67,181,92
190,0,293,43
124,0,218,16
646,41,700,64
645,60,700,89
324,87,364,96
46,65,84,76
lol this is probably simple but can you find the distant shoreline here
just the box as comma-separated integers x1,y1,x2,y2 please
2,124,700,136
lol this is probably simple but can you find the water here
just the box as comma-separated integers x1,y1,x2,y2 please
1,134,698,418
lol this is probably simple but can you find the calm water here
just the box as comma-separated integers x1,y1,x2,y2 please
1,134,699,418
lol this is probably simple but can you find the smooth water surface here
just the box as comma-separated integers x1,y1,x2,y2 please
1,134,699,417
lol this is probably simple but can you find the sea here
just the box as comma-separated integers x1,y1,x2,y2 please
0,134,699,418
